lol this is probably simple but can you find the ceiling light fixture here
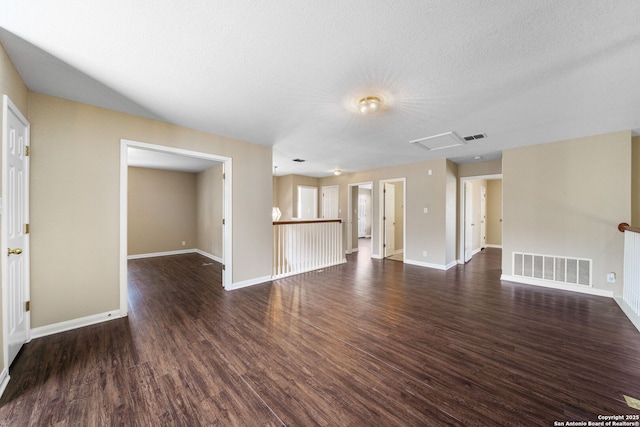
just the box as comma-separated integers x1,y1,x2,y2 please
334,169,342,176
358,96,382,115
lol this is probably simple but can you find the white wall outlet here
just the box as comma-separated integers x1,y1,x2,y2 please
182,241,186,246
423,251,428,257
606,272,616,283
423,208,428,214
428,169,433,175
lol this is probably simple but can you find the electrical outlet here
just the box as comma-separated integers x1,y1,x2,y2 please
606,272,616,283
423,251,428,257
182,241,186,246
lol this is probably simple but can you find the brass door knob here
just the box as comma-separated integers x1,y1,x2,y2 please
7,248,22,256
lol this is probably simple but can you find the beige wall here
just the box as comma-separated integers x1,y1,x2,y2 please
458,159,502,178
503,131,631,295
128,167,197,255
28,92,272,327
197,164,224,258
486,179,503,246
273,174,323,220
0,41,29,377
632,136,640,225
319,158,454,266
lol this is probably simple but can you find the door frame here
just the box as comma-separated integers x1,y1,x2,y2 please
379,178,406,259
347,181,373,255
119,139,232,316
458,174,502,264
1,95,31,373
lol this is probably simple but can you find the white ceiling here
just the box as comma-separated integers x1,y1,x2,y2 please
1,1,639,177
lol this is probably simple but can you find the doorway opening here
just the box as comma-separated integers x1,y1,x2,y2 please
380,178,406,261
119,140,232,317
347,182,373,255
459,174,502,264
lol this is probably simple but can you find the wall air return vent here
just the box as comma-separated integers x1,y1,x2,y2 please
512,252,592,287
409,131,465,151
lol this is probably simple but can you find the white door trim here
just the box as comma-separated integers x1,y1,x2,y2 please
458,174,502,264
119,139,232,316
1,95,31,372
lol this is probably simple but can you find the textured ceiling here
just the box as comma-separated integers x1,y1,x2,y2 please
1,1,639,177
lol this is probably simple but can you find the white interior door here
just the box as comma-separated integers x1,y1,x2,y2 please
464,181,473,262
2,95,30,367
384,183,395,257
358,195,367,237
480,185,487,249
321,185,339,218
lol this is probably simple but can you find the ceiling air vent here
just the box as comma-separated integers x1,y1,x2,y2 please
463,133,487,141
409,131,465,151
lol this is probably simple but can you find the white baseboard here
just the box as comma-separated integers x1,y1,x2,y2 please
194,249,223,264
404,259,457,271
615,297,640,334
30,310,124,340
226,275,272,291
129,249,223,264
486,244,503,249
128,249,195,260
0,368,9,400
500,274,614,298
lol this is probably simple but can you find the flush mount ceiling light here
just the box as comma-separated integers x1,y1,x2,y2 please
334,169,342,176
358,96,382,115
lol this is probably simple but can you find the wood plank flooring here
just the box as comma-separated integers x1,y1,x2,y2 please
2,245,640,425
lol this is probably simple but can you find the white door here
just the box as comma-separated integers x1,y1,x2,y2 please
384,183,395,257
321,185,339,219
297,186,318,219
358,195,367,237
2,95,30,367
464,181,473,262
480,185,487,250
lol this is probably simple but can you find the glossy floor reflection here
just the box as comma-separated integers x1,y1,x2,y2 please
1,247,640,425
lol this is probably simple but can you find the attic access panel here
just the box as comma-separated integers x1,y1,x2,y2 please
409,131,466,151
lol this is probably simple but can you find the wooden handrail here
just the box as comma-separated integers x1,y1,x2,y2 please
618,222,640,234
274,219,342,225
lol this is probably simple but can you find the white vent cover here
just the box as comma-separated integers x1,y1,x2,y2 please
409,131,466,151
512,252,592,287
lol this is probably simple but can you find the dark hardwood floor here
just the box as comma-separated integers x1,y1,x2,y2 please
2,243,640,426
